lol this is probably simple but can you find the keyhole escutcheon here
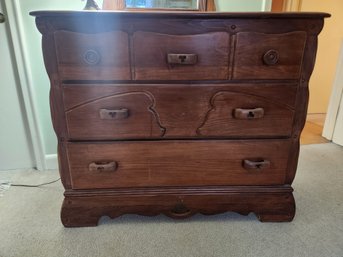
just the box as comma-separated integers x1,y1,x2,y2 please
178,55,187,63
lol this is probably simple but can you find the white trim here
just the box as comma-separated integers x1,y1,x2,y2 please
3,0,46,170
45,154,58,170
284,0,302,11
323,39,343,140
261,0,272,11
332,102,343,145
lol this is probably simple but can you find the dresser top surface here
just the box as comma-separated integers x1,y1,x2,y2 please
30,10,330,19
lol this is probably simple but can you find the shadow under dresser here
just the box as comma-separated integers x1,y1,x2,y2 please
30,11,330,227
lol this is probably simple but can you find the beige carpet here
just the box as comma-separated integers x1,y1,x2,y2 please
0,143,342,257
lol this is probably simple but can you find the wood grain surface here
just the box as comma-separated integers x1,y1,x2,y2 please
67,139,292,189
197,91,295,137
61,186,295,227
63,83,297,139
65,91,165,139
233,31,307,79
32,11,328,226
54,30,131,80
133,31,230,80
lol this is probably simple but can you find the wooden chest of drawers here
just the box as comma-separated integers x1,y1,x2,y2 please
31,11,329,227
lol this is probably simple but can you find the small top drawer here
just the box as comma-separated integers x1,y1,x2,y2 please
233,31,307,80
133,32,230,80
54,30,131,81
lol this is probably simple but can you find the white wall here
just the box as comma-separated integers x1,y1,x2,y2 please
300,0,343,113
0,1,34,170
18,0,103,156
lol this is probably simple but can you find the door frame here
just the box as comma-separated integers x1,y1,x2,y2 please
3,0,47,170
284,0,302,11
323,39,343,142
272,0,301,11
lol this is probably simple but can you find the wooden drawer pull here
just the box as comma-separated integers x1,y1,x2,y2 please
233,108,264,119
89,161,117,172
99,108,129,120
243,160,270,170
263,49,279,66
167,54,198,65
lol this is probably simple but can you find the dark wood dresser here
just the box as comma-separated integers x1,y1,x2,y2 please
31,11,329,227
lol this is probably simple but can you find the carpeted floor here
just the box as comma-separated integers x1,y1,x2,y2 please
0,143,342,257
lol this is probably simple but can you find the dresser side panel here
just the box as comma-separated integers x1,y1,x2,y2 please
36,17,71,189
285,19,325,184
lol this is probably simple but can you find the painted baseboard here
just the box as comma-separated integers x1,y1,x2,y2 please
44,154,58,170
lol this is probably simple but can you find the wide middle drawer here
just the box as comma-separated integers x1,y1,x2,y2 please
67,140,291,189
63,84,297,140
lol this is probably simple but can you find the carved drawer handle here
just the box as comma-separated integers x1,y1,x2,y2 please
263,49,279,66
84,49,101,65
233,108,264,119
243,160,270,170
99,108,129,120
89,161,117,172
167,54,198,65
169,203,192,218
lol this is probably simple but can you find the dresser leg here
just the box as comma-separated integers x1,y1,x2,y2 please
257,212,295,222
61,197,102,227
256,193,296,222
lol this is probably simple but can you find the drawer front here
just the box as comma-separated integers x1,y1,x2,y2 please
233,32,307,79
64,84,296,139
54,30,131,80
197,91,295,137
65,91,165,140
133,32,230,80
67,140,291,189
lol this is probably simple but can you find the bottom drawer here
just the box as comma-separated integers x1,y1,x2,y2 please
67,140,291,189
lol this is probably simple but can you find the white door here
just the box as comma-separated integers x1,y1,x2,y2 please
0,2,34,170
332,98,343,146
331,42,343,146
323,40,343,146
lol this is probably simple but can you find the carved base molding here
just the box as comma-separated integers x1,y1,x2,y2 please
61,186,295,227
